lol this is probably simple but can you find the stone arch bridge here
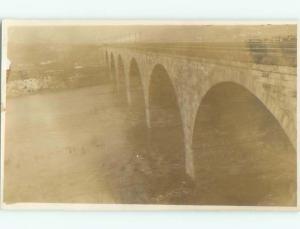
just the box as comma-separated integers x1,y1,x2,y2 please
103,46,296,179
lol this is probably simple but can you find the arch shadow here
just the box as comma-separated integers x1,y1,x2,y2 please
110,53,116,87
191,81,296,206
128,58,145,108
105,51,109,70
117,55,127,100
125,58,148,153
146,64,192,204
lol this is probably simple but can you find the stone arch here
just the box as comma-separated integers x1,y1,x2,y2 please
146,64,188,203
205,68,296,149
124,58,149,176
110,53,117,91
191,81,296,206
117,54,127,100
128,58,145,109
105,51,109,71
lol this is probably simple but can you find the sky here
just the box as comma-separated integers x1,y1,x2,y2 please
7,24,297,44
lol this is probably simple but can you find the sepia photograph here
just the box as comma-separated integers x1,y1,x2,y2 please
0,21,298,210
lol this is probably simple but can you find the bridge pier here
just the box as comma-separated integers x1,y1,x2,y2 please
185,144,195,179
115,66,121,94
105,51,109,76
183,123,195,179
124,69,132,106
106,54,111,81
109,66,113,81
126,87,132,106
145,106,151,129
107,52,113,81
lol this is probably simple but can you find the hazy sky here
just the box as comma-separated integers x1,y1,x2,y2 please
7,24,296,44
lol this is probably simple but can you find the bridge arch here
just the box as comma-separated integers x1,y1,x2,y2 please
110,53,117,90
105,51,109,71
147,64,188,203
128,58,145,110
125,58,149,176
117,55,127,101
208,69,296,148
191,81,296,206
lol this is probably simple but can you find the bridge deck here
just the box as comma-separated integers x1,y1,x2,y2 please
107,41,297,67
